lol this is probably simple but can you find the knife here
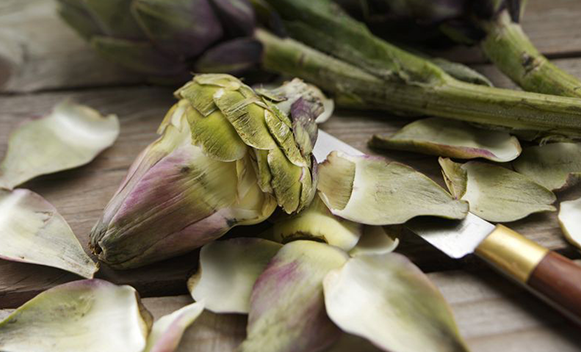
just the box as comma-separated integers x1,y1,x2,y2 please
314,130,581,324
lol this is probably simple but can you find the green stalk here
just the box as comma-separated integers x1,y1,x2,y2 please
256,29,581,137
481,11,581,98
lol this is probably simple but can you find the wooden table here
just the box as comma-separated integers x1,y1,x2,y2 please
1,1,580,350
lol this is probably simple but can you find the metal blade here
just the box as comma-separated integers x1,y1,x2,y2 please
313,130,496,259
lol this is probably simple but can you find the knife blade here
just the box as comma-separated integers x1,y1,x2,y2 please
314,130,581,324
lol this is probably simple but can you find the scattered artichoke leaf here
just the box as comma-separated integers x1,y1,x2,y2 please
349,226,400,257
323,253,469,352
143,301,205,352
0,188,98,278
0,100,119,189
558,197,581,250
369,117,521,162
438,157,467,199
266,194,363,251
513,143,581,191
187,238,282,314
0,279,152,352
239,241,348,352
318,152,468,225
440,158,557,222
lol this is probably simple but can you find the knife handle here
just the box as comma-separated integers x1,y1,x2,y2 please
475,225,581,324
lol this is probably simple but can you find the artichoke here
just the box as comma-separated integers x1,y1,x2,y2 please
90,74,324,269
335,0,581,98
57,0,258,81
59,0,581,136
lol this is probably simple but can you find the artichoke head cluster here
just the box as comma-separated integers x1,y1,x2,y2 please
90,74,324,269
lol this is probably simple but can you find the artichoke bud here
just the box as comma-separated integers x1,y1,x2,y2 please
90,74,326,269
57,0,258,80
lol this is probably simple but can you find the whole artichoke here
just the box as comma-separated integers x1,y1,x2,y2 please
335,0,581,98
57,0,258,81
91,74,325,269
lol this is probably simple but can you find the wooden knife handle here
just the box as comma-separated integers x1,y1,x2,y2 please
528,251,581,319
475,225,581,324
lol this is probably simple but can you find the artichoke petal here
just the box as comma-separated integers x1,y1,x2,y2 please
558,197,581,250
323,253,469,352
440,158,556,222
0,189,98,278
370,117,522,162
267,147,303,213
239,241,347,352
513,142,581,191
187,238,282,314
0,279,152,352
143,301,205,352
318,152,468,225
0,100,119,189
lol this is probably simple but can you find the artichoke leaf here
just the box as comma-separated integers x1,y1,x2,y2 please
213,88,277,150
267,147,303,213
186,105,248,162
239,241,347,352
0,188,98,278
323,253,469,352
370,117,521,162
318,152,468,225
0,280,152,352
349,225,400,257
265,194,363,251
558,197,581,250
265,108,309,167
187,238,282,314
440,158,557,222
143,301,205,352
513,143,581,191
0,101,119,189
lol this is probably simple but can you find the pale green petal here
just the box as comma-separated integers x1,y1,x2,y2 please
143,301,205,352
266,194,363,251
441,159,557,222
240,241,348,352
318,152,468,225
438,157,467,199
513,143,581,191
186,105,248,162
323,253,468,352
558,197,581,250
265,108,308,167
0,101,119,189
267,147,302,213
0,189,98,278
349,226,400,257
0,280,152,352
370,118,521,162
187,238,282,314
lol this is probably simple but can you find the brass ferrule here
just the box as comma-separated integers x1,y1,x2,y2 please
475,225,549,283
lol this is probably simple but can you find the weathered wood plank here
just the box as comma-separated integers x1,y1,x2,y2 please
1,84,579,308
0,0,580,92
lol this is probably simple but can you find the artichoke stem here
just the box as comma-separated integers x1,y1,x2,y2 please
481,11,581,98
256,29,581,137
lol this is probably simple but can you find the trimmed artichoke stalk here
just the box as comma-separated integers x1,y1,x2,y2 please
59,0,581,136
90,74,323,269
336,0,581,98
